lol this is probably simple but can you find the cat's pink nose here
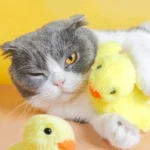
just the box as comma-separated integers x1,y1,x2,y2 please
53,80,65,87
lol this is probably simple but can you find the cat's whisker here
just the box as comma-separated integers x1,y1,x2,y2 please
23,101,41,118
4,96,35,119
28,93,51,106
4,93,50,120
34,99,47,112
5,101,29,119
36,93,63,108
19,104,32,119
17,95,47,119
30,106,39,117
28,95,45,104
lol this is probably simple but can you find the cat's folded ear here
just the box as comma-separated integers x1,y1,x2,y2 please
68,14,88,30
0,41,17,58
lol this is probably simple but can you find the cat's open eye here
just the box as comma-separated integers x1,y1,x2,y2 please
65,52,77,65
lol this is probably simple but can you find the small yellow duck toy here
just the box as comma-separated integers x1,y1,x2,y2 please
88,42,150,132
9,115,76,150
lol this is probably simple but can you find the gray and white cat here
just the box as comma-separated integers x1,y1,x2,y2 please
1,15,150,149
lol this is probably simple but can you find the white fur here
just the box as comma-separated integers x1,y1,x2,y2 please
30,55,85,109
47,91,95,121
31,23,150,149
140,21,150,32
90,114,140,149
89,27,150,148
93,28,150,96
123,34,150,96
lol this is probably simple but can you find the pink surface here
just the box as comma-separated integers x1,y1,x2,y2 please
0,85,150,150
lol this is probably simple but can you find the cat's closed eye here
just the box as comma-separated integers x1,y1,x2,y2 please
27,72,47,80
28,72,45,77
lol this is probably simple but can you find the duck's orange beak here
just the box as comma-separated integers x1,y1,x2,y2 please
58,140,76,150
89,83,101,99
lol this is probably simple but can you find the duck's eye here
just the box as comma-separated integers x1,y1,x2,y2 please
110,89,116,94
44,128,52,135
65,52,77,65
97,65,102,69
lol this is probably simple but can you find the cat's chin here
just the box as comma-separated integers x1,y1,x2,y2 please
58,92,75,102
29,91,76,112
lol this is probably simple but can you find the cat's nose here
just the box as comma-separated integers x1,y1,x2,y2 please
53,80,65,87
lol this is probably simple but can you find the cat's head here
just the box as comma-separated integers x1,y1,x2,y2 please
0,15,97,110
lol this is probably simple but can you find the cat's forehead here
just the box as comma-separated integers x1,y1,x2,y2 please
14,14,86,50
1,14,96,60
12,24,86,62
1,14,97,73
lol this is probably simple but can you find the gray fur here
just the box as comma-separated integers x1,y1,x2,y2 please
1,15,97,98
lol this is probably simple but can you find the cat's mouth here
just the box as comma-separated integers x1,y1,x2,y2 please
61,89,77,95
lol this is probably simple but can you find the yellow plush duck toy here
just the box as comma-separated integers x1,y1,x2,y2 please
9,115,76,150
88,41,150,132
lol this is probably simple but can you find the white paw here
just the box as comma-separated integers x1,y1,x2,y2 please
91,114,140,149
104,114,140,149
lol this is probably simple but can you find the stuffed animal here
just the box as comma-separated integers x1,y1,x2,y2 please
9,115,76,150
88,41,150,132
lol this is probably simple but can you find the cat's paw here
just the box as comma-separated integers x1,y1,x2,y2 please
104,114,140,149
91,114,140,149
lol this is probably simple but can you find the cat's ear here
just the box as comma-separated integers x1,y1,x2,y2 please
0,41,17,58
68,14,88,30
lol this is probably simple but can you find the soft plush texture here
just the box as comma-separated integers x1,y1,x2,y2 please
8,115,75,150
88,42,150,131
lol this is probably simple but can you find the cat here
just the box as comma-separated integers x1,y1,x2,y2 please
1,14,150,149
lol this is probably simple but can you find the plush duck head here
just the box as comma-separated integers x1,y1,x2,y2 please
9,115,76,150
88,42,136,103
88,42,150,131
